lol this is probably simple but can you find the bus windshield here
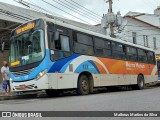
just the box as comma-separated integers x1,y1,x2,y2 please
10,29,45,67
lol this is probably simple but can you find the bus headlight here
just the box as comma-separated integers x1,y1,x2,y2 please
10,78,13,83
36,69,48,80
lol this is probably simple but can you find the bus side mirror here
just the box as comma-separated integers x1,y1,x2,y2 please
53,31,59,41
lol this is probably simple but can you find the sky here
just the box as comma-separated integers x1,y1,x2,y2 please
0,0,159,25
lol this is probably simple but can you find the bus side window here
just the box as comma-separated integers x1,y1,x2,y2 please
60,35,70,51
138,49,147,62
73,32,94,55
105,41,112,57
48,32,55,49
112,42,126,60
147,51,155,64
51,35,71,60
126,46,137,61
52,33,70,52
94,37,105,57
55,39,61,50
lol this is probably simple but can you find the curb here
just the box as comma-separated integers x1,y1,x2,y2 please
0,95,20,100
0,91,47,100
0,94,39,100
0,91,22,100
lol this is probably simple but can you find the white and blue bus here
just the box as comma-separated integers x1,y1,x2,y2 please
9,18,158,96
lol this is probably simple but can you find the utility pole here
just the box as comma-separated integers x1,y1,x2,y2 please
101,0,123,38
107,0,114,37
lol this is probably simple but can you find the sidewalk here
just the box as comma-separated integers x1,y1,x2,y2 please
0,84,20,100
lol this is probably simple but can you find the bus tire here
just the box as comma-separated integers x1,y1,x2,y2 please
133,75,144,90
46,90,60,97
77,75,90,95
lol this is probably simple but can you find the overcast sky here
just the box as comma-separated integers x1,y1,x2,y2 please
0,0,159,25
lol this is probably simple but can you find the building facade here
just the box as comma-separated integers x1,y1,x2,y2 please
116,7,160,55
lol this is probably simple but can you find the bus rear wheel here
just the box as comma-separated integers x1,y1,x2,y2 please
137,75,145,90
132,75,144,90
77,75,90,95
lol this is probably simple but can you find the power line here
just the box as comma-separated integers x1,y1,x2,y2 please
63,0,102,19
16,0,72,20
12,0,36,19
59,0,101,21
27,0,62,17
51,0,100,23
41,0,92,24
114,0,121,12
142,0,155,10
27,0,46,13
70,0,102,17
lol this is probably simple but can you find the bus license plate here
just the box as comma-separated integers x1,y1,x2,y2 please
19,85,26,89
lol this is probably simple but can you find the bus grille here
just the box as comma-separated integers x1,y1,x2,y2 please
12,68,35,77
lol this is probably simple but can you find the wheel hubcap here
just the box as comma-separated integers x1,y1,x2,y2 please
82,79,88,91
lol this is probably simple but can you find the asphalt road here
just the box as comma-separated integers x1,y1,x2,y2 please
0,86,160,120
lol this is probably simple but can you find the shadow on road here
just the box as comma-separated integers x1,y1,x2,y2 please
0,85,159,101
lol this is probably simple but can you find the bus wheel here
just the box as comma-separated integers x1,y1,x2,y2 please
132,75,144,90
77,75,90,95
46,90,60,97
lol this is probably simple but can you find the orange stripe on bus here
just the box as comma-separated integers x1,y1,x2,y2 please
97,57,157,75
93,61,107,74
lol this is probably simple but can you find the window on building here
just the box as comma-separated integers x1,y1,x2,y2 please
132,32,137,44
126,46,137,61
112,42,126,59
153,37,157,49
73,32,94,55
143,35,148,47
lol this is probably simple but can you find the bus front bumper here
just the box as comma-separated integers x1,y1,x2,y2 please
10,74,49,92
